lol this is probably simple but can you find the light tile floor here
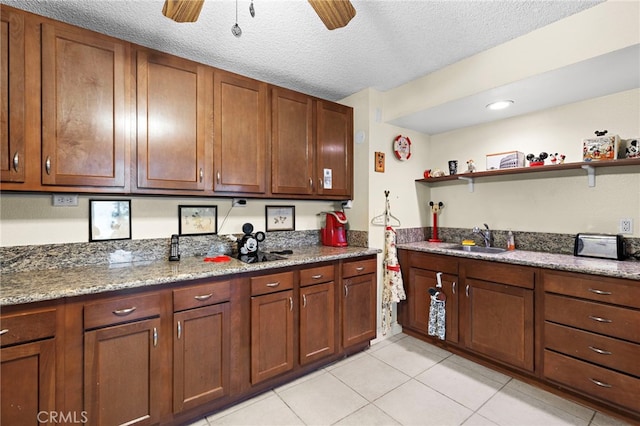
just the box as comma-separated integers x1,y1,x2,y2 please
187,333,632,426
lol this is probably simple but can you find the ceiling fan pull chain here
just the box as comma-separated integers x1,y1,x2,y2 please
232,0,242,37
250,0,255,18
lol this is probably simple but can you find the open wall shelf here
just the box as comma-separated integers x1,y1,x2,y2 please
416,158,640,192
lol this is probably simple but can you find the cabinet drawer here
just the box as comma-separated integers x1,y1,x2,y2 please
173,280,231,312
543,271,640,309
545,294,640,343
408,252,458,274
300,264,334,287
250,272,294,296
342,258,376,278
545,322,640,377
0,309,57,347
464,259,534,289
544,350,640,413
84,292,161,330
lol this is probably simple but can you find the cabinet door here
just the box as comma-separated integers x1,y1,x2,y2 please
1,8,25,183
174,303,230,413
214,71,267,194
300,282,336,365
250,289,294,384
316,100,353,198
84,317,161,426
271,87,314,195
41,23,127,188
463,278,534,371
342,273,376,348
1,339,56,425
136,50,207,191
408,268,459,344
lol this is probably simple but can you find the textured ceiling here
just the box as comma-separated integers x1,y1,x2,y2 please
3,0,605,102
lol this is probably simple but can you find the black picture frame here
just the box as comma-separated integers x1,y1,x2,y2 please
89,199,132,242
265,205,295,231
178,205,218,236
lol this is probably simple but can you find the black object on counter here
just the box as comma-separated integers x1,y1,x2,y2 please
169,234,180,261
237,223,265,263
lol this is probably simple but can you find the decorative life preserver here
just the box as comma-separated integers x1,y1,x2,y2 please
393,135,411,160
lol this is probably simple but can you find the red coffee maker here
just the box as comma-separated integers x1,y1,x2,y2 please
321,211,348,247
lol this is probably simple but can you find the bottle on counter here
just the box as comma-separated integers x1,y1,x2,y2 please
507,230,515,251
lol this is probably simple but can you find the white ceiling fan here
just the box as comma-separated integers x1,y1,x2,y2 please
162,0,356,30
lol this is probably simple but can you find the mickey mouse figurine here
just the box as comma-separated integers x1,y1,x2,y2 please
526,152,548,167
237,223,265,263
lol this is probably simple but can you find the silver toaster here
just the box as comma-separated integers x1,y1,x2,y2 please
574,233,625,260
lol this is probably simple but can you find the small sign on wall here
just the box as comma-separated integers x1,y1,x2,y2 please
375,151,385,173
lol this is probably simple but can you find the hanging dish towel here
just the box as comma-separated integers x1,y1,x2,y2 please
428,294,446,340
382,225,406,335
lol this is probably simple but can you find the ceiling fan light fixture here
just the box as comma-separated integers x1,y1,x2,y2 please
308,0,356,30
162,0,205,23
486,100,514,111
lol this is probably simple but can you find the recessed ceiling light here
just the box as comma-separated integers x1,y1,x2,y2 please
486,100,514,110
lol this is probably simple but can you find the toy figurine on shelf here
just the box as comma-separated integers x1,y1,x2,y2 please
465,159,476,173
526,152,548,167
431,169,446,177
549,153,566,165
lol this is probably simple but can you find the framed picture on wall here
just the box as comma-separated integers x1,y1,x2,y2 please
178,205,218,235
89,200,131,242
265,206,295,231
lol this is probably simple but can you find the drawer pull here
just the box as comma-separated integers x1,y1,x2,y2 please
344,283,349,297
177,321,182,339
0,329,8,336
588,315,612,323
589,378,612,388
355,266,365,272
452,282,456,295
588,346,612,355
588,288,612,295
311,274,323,279
113,307,137,316
465,284,470,297
194,293,213,301
289,297,293,311
153,327,158,347
266,282,280,288
303,294,307,307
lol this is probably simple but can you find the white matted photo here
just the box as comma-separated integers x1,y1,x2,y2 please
89,200,131,242
179,205,218,235
265,206,295,231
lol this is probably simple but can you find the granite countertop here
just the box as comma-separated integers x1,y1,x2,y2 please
397,241,640,281
0,246,379,307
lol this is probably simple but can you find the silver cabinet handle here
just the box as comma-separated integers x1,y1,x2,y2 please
113,307,136,316
199,168,204,182
588,288,612,295
266,282,280,288
355,266,365,272
303,294,307,307
289,297,293,311
216,171,221,183
45,156,51,175
589,315,612,323
452,282,456,295
318,178,323,189
465,284,470,297
309,178,313,189
344,282,349,297
153,327,158,347
177,321,182,340
0,329,8,336
588,346,612,355
311,274,323,280
194,293,213,301
589,378,612,388
12,152,19,172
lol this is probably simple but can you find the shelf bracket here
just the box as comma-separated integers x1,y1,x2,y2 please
581,165,596,187
458,176,475,193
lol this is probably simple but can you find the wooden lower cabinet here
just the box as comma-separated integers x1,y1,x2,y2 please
342,258,377,348
84,317,162,425
174,303,230,413
300,282,336,365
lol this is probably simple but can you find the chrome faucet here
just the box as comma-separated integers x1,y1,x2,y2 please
473,224,492,247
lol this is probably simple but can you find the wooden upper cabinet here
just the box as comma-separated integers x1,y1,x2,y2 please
136,50,209,191
316,100,353,199
271,87,314,196
41,23,128,188
1,8,26,183
213,71,267,194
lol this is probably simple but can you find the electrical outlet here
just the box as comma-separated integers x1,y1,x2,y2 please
52,194,78,207
619,218,633,234
232,198,247,207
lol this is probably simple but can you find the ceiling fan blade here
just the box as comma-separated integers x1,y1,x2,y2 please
162,0,205,23
308,0,356,30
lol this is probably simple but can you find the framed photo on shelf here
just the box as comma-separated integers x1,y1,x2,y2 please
89,199,131,242
179,205,218,236
265,206,295,231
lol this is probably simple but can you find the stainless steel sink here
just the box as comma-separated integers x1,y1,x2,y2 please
448,245,507,254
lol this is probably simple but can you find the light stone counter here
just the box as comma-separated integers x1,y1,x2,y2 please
1,246,379,306
397,241,640,281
